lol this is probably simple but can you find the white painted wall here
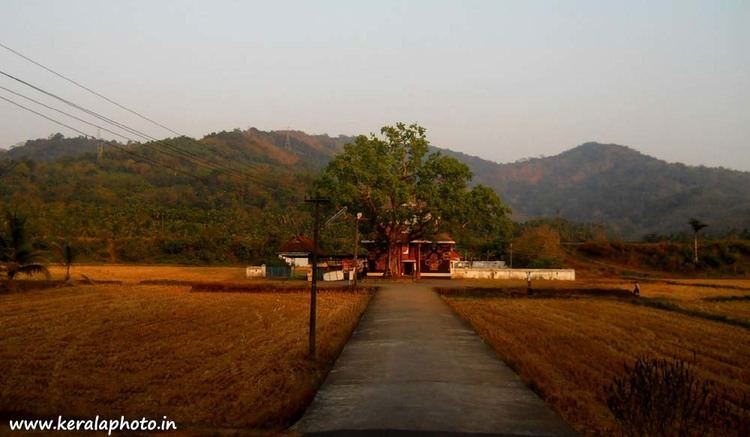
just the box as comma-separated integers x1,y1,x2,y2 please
280,255,310,267
452,268,575,281
246,265,266,278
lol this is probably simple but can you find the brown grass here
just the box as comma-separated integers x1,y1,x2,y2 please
662,279,750,289
442,294,750,435
45,264,249,284
0,283,372,431
449,278,750,322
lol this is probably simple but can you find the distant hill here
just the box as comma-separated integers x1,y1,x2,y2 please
3,130,749,241
0,128,358,264
440,143,750,238
2,129,351,168
3,133,103,161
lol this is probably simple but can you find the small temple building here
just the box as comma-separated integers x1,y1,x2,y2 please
362,233,460,279
277,234,317,267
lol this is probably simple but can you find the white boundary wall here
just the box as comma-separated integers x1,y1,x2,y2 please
245,265,266,278
452,268,575,281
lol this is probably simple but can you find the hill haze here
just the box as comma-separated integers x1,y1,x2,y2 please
3,130,749,241
441,143,750,238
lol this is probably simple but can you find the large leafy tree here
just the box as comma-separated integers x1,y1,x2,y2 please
0,212,50,287
317,123,512,275
447,184,513,259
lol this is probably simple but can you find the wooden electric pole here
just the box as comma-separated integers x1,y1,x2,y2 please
305,196,329,358
353,212,362,288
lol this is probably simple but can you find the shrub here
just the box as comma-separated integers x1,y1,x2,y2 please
514,225,565,267
579,241,613,258
529,256,564,269
607,356,724,437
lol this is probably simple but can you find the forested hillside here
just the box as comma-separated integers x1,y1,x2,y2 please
3,129,749,265
0,129,352,264
3,133,103,161
441,143,750,239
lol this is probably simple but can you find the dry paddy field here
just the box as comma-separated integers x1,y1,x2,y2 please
441,278,750,435
0,268,372,433
46,264,250,284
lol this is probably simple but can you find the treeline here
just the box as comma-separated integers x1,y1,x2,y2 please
1,133,321,265
4,132,749,271
574,240,750,275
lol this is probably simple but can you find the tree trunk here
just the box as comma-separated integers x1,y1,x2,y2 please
383,241,393,278
694,232,699,263
65,264,71,282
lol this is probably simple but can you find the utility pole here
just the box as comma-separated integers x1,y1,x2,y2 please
509,241,513,269
353,212,362,288
305,196,330,358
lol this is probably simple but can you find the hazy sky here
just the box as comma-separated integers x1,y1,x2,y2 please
1,1,748,169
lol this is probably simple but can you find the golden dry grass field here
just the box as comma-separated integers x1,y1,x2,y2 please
442,278,750,435
0,274,372,433
45,264,249,284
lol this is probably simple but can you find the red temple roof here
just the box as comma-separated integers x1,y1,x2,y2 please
279,235,317,254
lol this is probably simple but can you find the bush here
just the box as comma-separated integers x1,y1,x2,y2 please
579,242,613,258
607,356,725,436
529,256,564,269
514,225,565,267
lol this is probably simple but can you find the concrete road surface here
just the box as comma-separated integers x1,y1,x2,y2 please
294,283,575,436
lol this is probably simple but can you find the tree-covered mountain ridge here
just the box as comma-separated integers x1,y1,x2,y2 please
439,142,750,238
3,129,749,240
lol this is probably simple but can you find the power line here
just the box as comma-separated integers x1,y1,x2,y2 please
0,42,264,178
0,94,208,182
0,70,251,175
0,85,229,176
0,45,302,195
0,87,300,196
0,94,90,138
0,41,181,136
0,70,292,193
0,69,241,177
0,85,134,144
0,85,231,177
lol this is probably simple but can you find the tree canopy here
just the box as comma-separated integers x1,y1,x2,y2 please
317,123,512,271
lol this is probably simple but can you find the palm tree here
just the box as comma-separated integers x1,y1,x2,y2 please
56,241,77,281
688,218,708,263
0,212,50,290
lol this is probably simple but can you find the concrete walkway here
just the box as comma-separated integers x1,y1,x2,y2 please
294,283,575,436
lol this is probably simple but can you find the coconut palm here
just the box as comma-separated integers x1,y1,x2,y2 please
688,218,708,263
56,240,77,281
0,212,50,289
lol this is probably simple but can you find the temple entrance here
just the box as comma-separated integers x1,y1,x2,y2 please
402,261,415,277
